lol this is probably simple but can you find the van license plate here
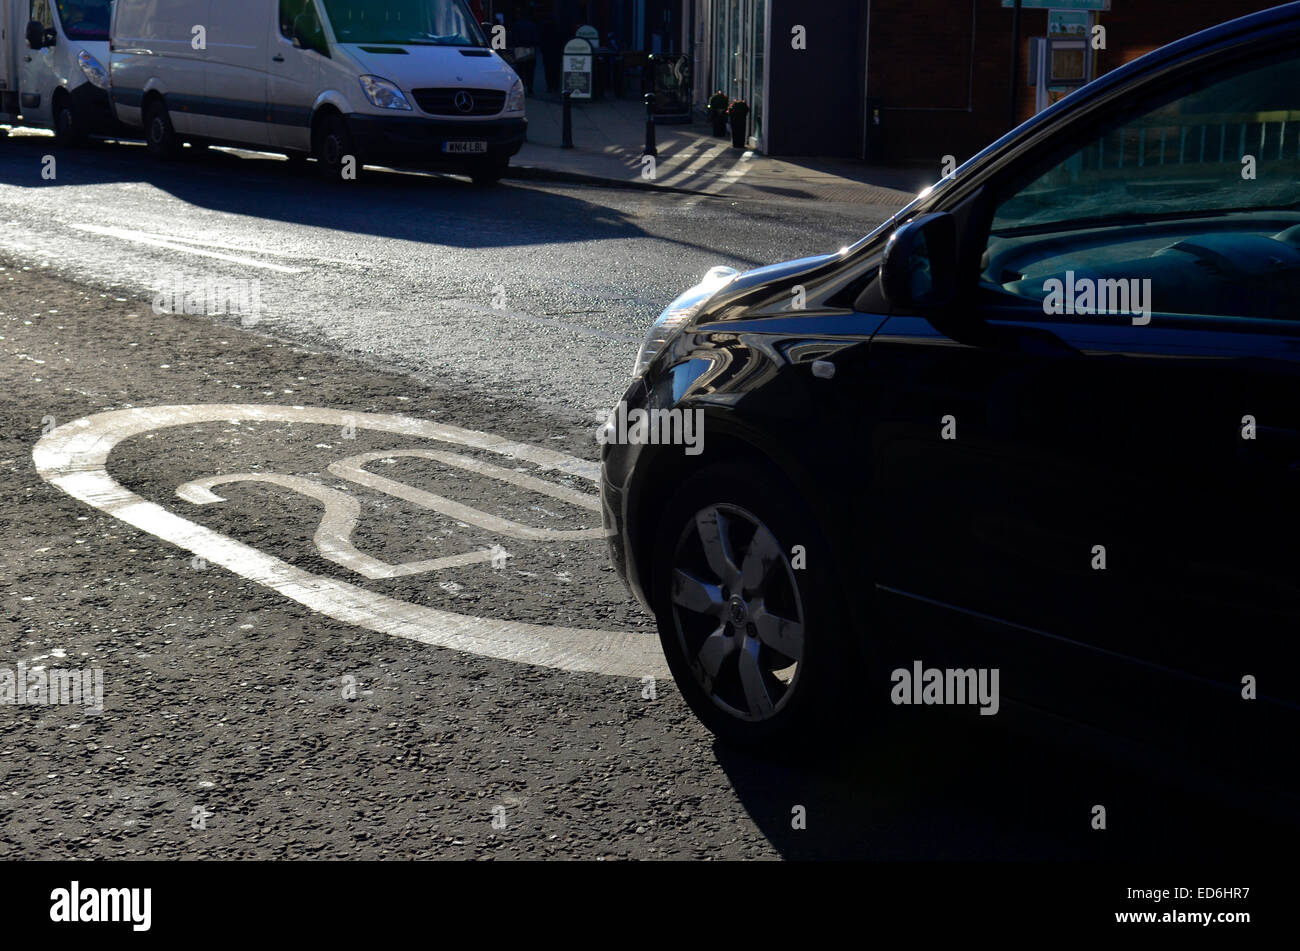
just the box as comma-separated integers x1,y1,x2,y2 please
444,141,488,154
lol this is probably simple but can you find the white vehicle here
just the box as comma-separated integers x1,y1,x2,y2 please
108,0,526,183
0,0,121,144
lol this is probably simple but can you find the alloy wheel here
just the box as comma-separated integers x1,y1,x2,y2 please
669,503,805,722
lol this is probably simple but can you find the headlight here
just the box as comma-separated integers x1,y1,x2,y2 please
77,50,109,90
632,266,739,378
504,76,525,113
359,75,412,111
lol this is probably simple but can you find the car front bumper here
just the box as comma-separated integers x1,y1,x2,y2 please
344,114,526,167
72,82,127,136
599,377,654,611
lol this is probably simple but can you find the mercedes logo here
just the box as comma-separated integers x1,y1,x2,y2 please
453,91,475,113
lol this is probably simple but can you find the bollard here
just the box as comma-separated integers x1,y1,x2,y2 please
562,89,574,149
643,93,657,157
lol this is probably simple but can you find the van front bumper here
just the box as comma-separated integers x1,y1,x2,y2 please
344,114,527,167
72,83,129,136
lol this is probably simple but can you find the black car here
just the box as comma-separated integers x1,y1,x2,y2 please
600,4,1300,793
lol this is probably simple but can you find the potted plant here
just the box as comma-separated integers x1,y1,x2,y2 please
727,99,750,148
707,91,729,137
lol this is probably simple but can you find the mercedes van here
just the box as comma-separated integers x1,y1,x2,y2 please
0,0,121,145
108,0,526,183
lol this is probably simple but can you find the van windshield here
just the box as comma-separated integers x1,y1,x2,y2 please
56,0,112,41
321,0,484,46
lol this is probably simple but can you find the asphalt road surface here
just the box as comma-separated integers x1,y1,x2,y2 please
2,134,1297,859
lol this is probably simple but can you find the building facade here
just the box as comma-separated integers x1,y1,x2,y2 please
686,0,1287,162
484,0,686,53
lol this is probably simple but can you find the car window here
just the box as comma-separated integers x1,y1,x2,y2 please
56,1,112,40
31,0,55,30
280,0,317,40
983,44,1300,324
320,0,481,46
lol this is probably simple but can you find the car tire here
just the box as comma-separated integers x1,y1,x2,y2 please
144,100,182,160
650,461,856,754
53,99,84,147
315,114,361,183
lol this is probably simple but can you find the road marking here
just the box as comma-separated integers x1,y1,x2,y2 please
328,448,600,541
177,471,499,579
34,404,668,679
68,224,304,274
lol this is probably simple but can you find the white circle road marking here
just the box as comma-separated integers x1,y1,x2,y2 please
32,404,668,679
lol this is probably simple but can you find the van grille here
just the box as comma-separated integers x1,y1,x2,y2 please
411,88,505,116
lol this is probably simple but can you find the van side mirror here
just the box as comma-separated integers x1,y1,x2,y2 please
880,212,957,310
26,20,47,50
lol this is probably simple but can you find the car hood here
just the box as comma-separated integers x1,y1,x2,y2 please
725,253,841,293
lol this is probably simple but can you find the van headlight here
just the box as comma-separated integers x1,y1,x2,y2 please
505,76,525,113
359,75,412,111
632,266,739,378
77,50,109,90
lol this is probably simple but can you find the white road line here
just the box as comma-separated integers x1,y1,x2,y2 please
328,448,601,540
34,404,667,679
177,471,499,579
68,224,305,274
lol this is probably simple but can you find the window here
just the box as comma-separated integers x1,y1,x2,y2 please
280,0,314,40
983,45,1300,323
31,0,55,30
55,1,112,40
320,0,481,47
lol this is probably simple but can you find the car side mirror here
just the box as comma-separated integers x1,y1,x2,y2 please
881,212,957,310
26,20,46,50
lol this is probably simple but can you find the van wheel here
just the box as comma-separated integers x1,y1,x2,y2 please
53,100,85,147
315,115,361,182
144,100,182,159
469,158,508,186
650,462,855,755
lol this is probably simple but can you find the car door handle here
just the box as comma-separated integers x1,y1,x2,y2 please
272,54,285,62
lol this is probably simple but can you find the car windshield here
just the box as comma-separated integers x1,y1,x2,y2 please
56,0,112,41
321,0,483,46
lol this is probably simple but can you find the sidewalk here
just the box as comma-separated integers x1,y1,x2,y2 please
510,94,929,210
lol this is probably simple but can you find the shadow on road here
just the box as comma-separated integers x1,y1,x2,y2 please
0,134,768,264
713,705,1300,860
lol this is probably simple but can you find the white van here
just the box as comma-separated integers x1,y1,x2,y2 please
0,0,123,144
109,0,526,183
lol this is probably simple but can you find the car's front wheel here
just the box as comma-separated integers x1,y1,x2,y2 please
53,99,84,147
315,114,362,183
651,462,852,753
